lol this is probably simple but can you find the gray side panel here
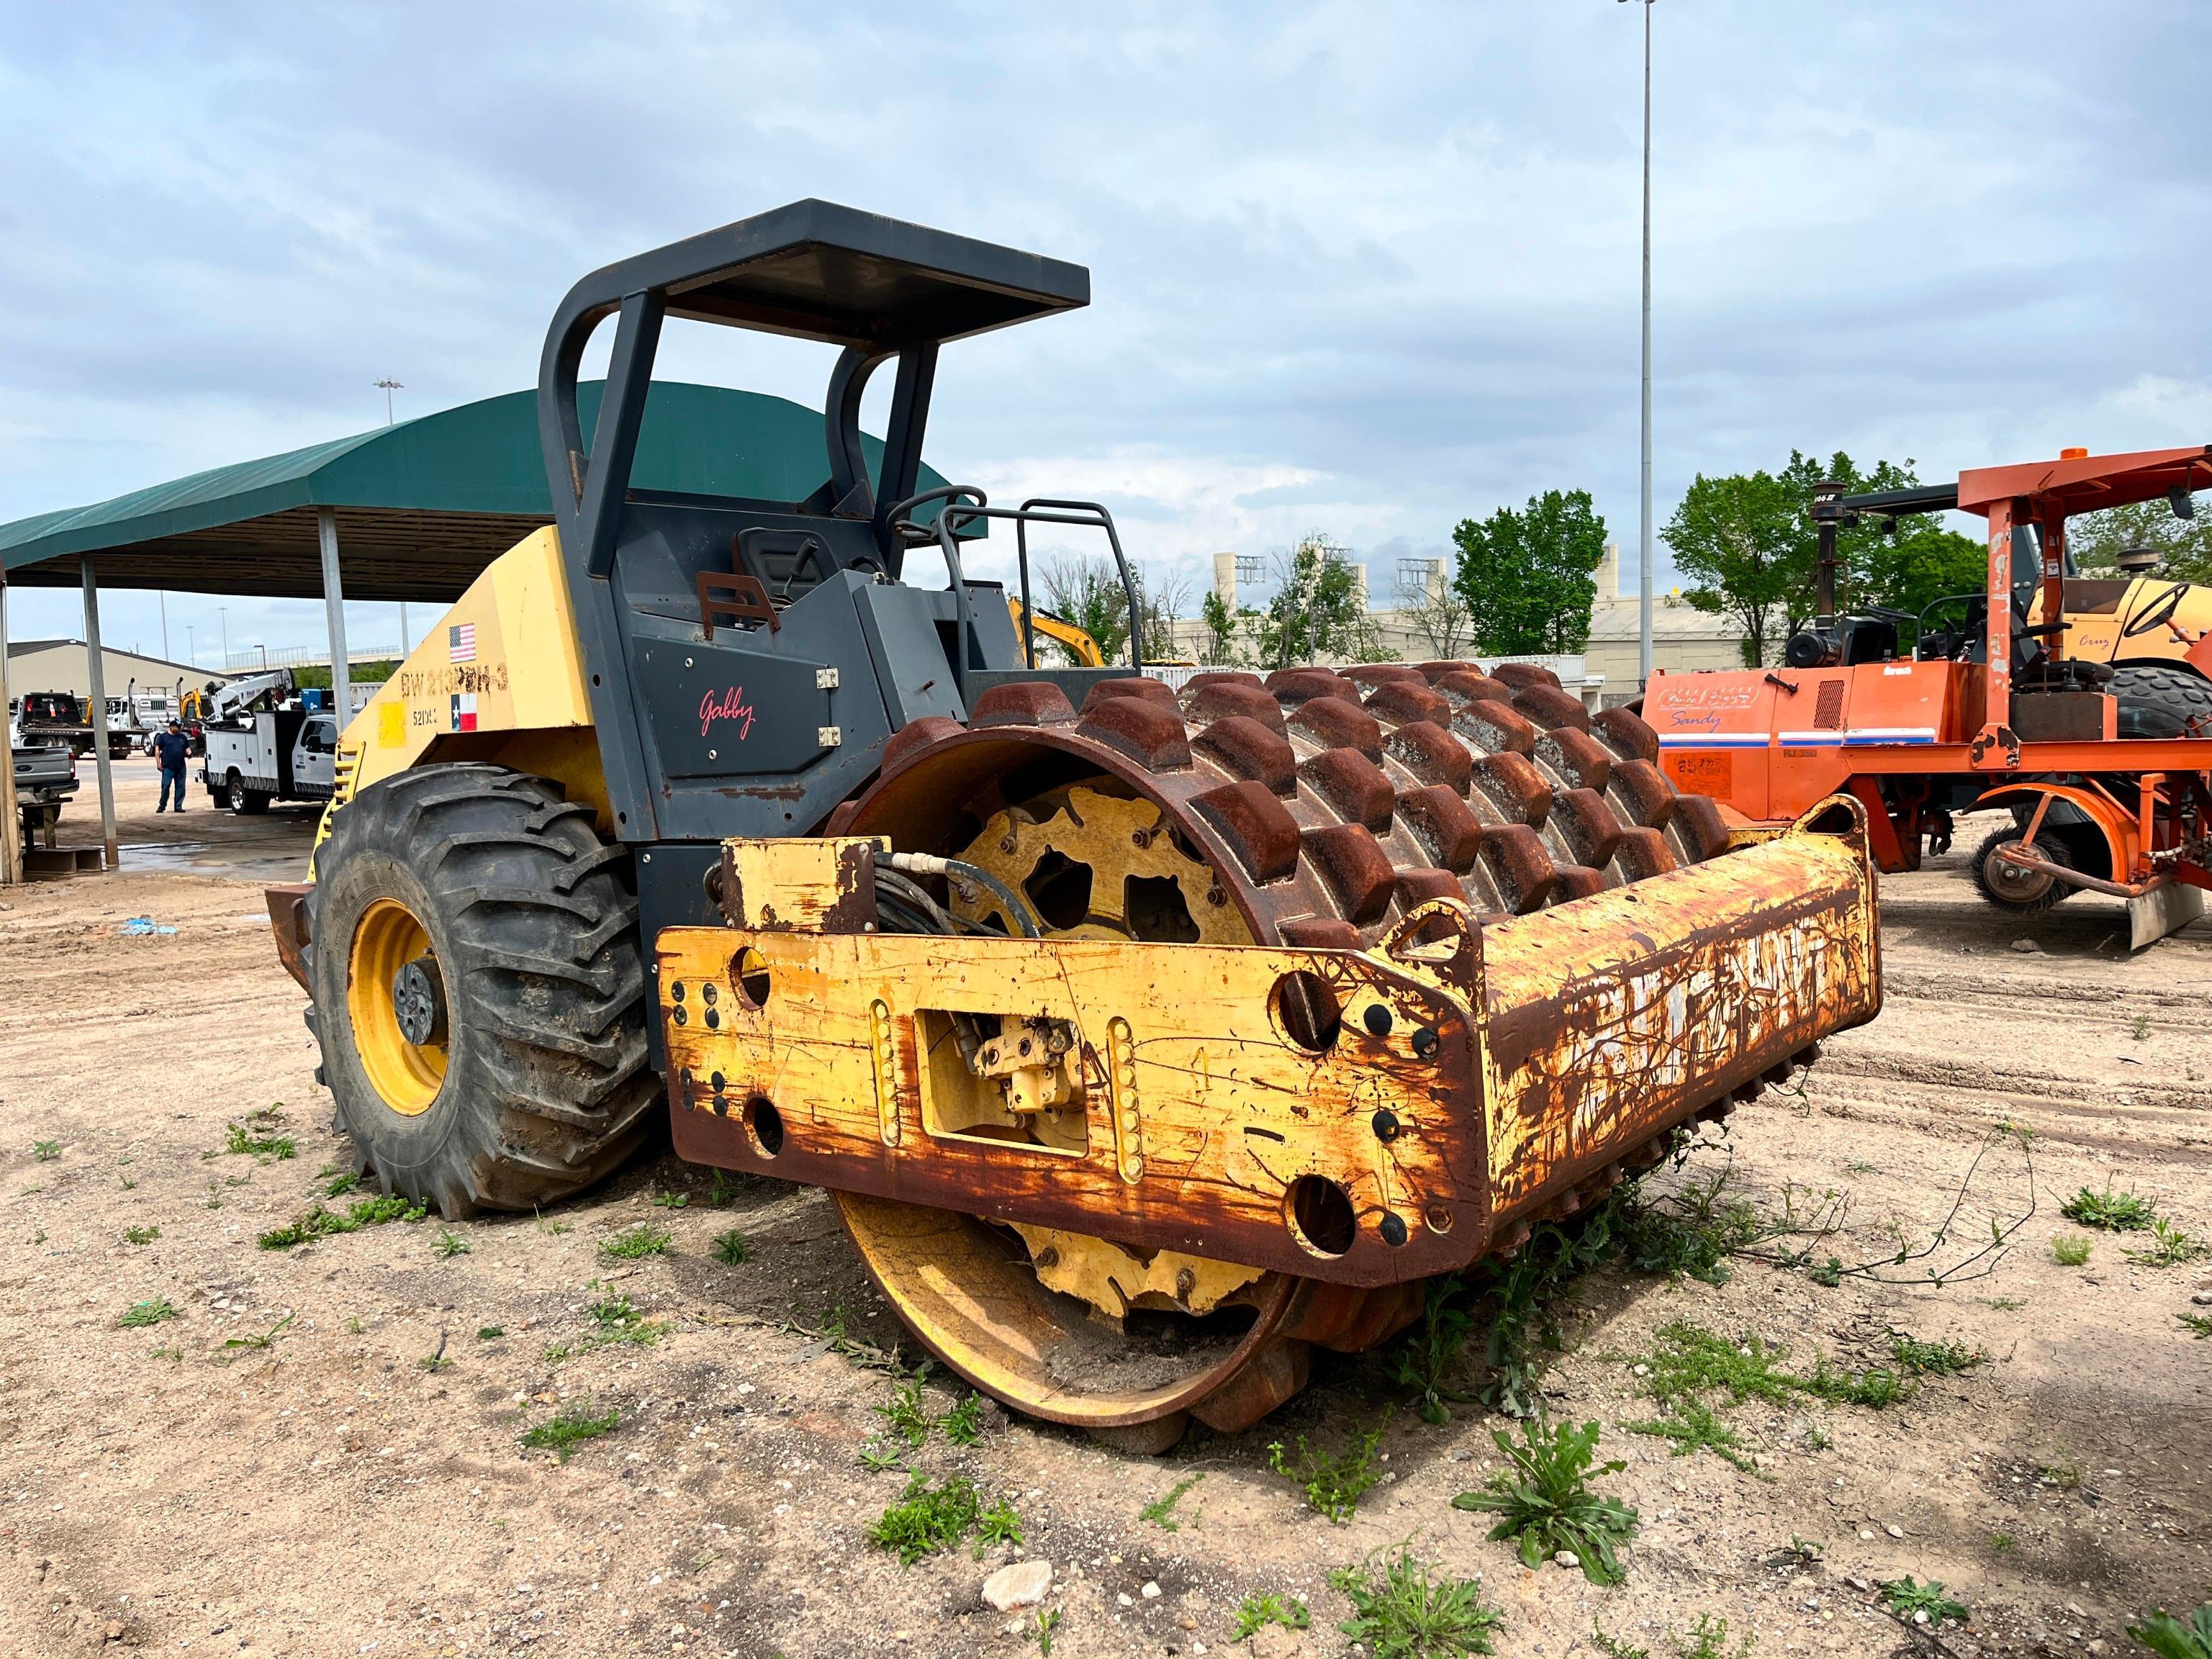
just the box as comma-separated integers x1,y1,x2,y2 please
853,582,968,725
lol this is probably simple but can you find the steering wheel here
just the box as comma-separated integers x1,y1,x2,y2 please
1915,594,1979,659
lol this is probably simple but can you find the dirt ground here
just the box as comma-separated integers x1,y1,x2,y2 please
1,765,2208,1659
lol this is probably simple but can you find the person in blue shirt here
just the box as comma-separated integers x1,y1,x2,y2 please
153,720,191,813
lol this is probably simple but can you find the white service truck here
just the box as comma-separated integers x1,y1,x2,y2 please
199,707,339,813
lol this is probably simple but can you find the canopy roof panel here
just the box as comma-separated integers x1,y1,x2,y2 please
0,380,943,602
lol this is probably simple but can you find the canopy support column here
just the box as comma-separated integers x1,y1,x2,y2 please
81,556,119,872
317,510,351,721
0,573,20,885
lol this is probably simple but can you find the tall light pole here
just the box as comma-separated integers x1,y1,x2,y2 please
219,606,229,668
1622,0,1655,689
375,378,403,426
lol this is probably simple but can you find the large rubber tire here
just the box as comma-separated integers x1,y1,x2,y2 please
226,772,269,815
1971,826,2072,913
2111,661,2212,738
305,764,658,1218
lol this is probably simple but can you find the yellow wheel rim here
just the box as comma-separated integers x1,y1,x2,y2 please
346,898,448,1116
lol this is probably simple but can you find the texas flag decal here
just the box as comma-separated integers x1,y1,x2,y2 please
450,692,478,732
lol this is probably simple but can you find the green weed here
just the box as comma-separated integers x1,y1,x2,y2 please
1330,1547,1502,1658
1233,1591,1310,1640
711,1228,752,1266
2039,1455,2082,1490
520,1403,619,1461
2124,1218,2208,1268
1623,1396,1761,1475
1267,1416,1388,1524
1598,1614,1755,1659
223,1122,295,1161
1879,1576,1969,1624
1620,1171,1760,1285
1989,1531,2016,1552
976,1499,1024,1551
1633,1322,1801,1408
598,1224,672,1260
222,1310,297,1353
122,1224,161,1246
857,1442,906,1474
119,1298,179,1327
31,1140,59,1162
942,1393,985,1447
2060,1185,2156,1231
320,1170,360,1198
2126,1603,2212,1659
1798,1360,1907,1408
1031,1608,1061,1656
544,1290,662,1361
477,1326,505,1341
705,1170,741,1208
258,1194,425,1249
533,1207,572,1236
2052,1234,2094,1266
1140,1473,1204,1532
1386,1274,1477,1424
651,1190,689,1208
1888,1332,1987,1375
433,1227,469,1260
1982,1296,2026,1311
2131,1013,2152,1041
2179,1312,2212,1339
118,1175,136,1190
867,1473,983,1565
875,1375,933,1449
1846,1160,1879,1175
1453,1417,1638,1583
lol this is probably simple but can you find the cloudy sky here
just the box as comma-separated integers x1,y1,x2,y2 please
3,1,2207,668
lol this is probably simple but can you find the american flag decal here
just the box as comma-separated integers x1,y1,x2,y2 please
448,622,477,663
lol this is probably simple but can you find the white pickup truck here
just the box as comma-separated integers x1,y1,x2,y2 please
200,708,339,813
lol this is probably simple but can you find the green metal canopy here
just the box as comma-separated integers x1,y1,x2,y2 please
0,380,948,602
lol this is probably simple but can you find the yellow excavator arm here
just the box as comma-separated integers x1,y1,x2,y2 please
1006,597,1105,667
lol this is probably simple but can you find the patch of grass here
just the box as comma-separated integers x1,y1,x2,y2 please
866,1473,983,1565
1620,1174,1760,1285
1888,1332,1987,1375
2179,1312,2212,1339
1140,1473,1204,1532
1879,1576,1969,1624
318,1170,360,1198
118,1175,136,1190
2123,1217,2208,1268
1797,1360,1907,1409
533,1207,572,1236
433,1227,470,1260
2060,1185,2157,1231
2126,1603,2212,1659
1846,1159,1879,1175
942,1393,985,1447
1387,1274,1478,1424
598,1224,672,1260
477,1326,505,1341
119,1298,179,1328
1233,1591,1310,1640
418,1335,453,1373
1330,1547,1502,1658
31,1140,60,1162
857,1442,906,1474
1623,1396,1762,1476
1982,1296,2026,1311
1634,1322,1801,1408
976,1498,1024,1551
258,1194,426,1249
122,1224,161,1246
1267,1416,1388,1525
875,1375,933,1450
223,1121,296,1161
2051,1233,2094,1266
545,1290,662,1361
2130,1013,2152,1041
704,1169,741,1208
1989,1531,2016,1552
2039,1455,2082,1491
222,1311,297,1354
710,1228,752,1265
1453,1417,1638,1583
1672,1614,1755,1659
651,1190,689,1208
519,1403,619,1462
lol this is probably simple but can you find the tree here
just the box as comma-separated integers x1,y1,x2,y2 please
1664,450,1983,665
2067,492,2212,584
1254,533,1378,670
1394,559,1475,657
1132,567,1193,662
1450,489,1607,656
1198,589,1246,665
1038,555,1132,664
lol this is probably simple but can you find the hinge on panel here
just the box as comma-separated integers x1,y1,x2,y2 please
818,726,843,748
816,667,840,690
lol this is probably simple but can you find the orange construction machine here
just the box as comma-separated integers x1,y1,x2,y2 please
1645,446,2212,948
